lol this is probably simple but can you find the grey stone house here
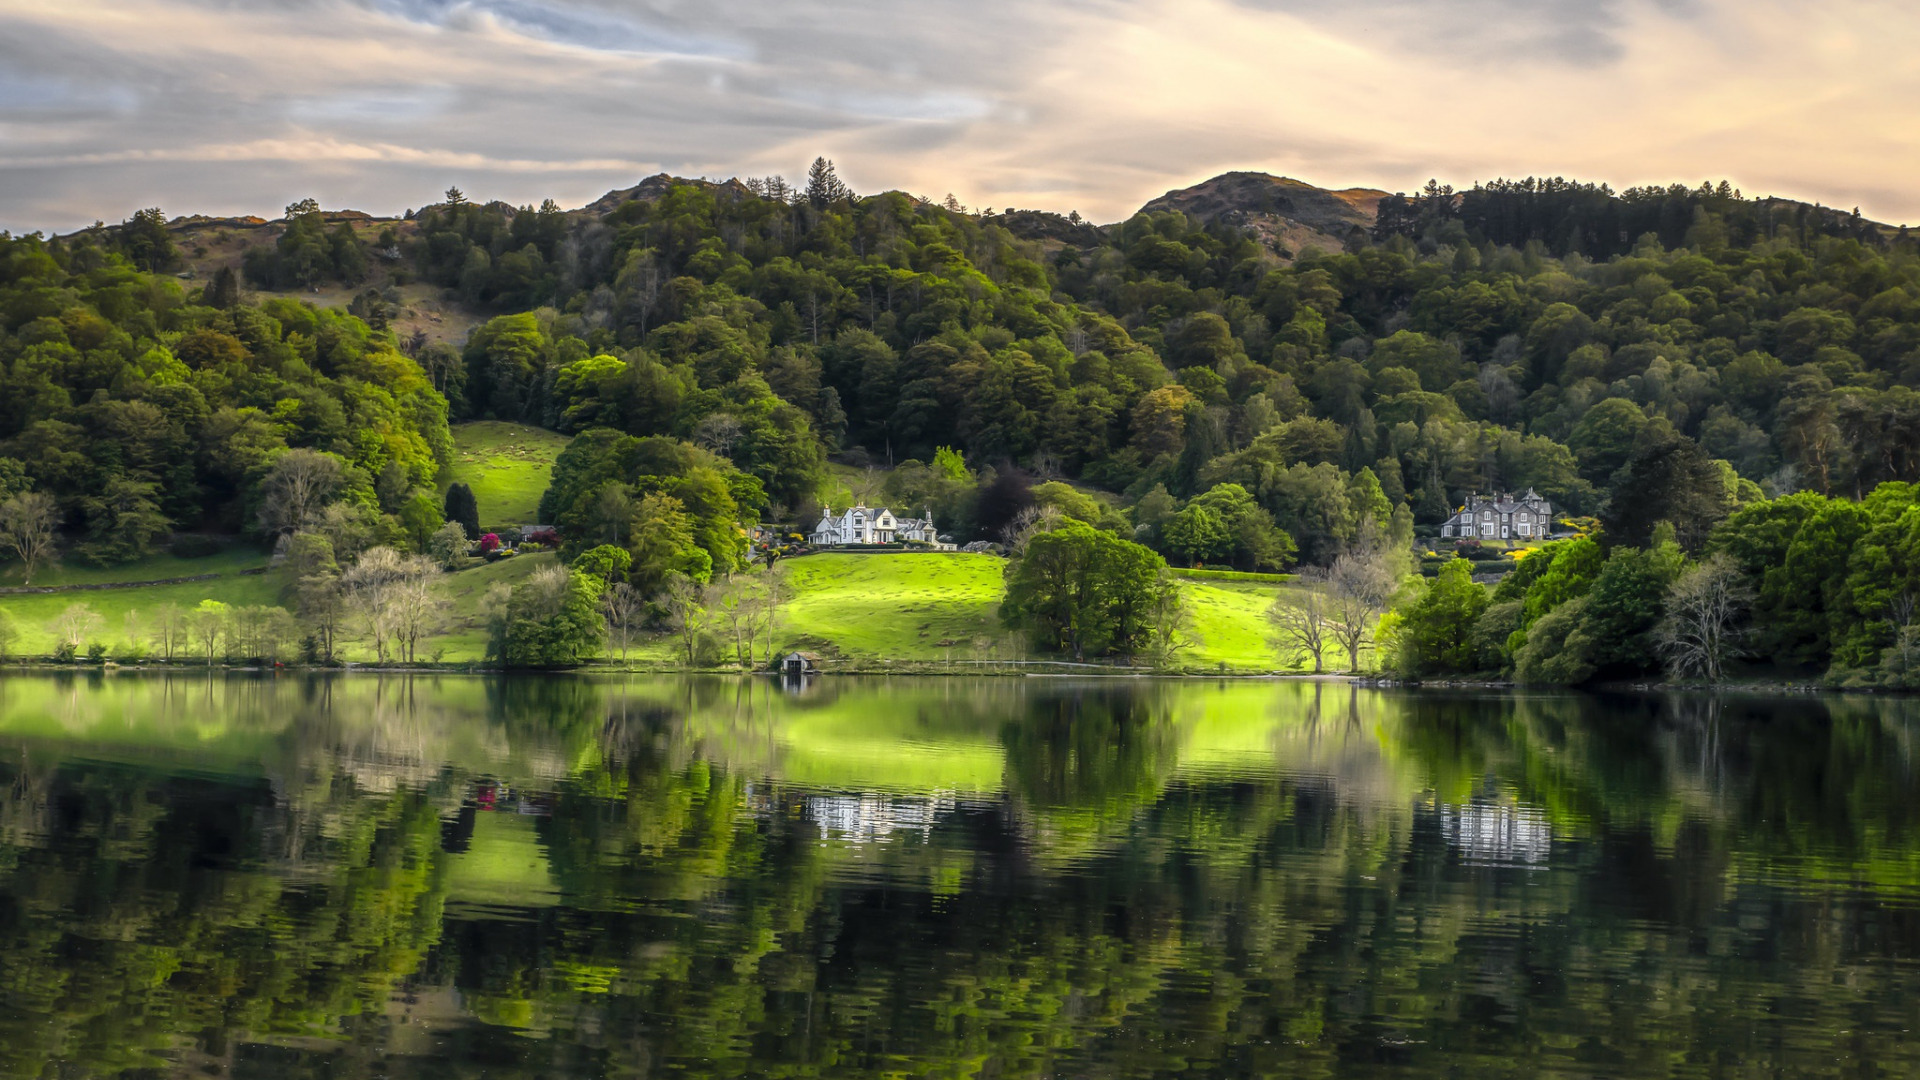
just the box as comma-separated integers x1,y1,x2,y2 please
1439,489,1554,541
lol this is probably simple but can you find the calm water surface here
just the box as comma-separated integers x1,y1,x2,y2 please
4,674,1920,1078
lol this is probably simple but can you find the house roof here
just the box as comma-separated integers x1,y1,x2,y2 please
1449,491,1552,519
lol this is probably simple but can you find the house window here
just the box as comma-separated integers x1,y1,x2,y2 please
1519,524,1531,536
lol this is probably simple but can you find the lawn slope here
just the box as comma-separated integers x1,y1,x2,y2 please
0,548,560,663
441,421,571,529
776,554,1005,661
774,552,1296,671
1184,579,1296,671
0,551,280,656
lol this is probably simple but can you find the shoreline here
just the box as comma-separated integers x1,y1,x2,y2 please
0,660,1880,695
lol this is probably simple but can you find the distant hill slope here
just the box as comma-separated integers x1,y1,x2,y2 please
441,422,572,529
583,172,755,215
1137,171,1389,257
97,167,1904,331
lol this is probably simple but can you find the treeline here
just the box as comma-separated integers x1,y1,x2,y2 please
240,199,379,290
1374,177,1893,259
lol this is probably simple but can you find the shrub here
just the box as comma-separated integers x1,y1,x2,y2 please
1168,567,1297,583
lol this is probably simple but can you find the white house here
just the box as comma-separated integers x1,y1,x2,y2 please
810,505,948,547
810,504,897,545
895,509,939,544
1440,489,1554,541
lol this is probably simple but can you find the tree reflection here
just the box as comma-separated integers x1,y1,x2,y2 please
2,678,1920,1076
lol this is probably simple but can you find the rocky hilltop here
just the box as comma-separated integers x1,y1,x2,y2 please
1136,171,1390,257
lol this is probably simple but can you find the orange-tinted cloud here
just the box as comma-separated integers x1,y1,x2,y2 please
0,0,1915,230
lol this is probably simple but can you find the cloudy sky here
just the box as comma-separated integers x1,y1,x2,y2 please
2,0,1917,233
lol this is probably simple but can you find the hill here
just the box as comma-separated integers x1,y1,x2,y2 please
1137,171,1389,257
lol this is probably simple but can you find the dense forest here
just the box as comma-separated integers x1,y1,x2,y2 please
5,159,1920,677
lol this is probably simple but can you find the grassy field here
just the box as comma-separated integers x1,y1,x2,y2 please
0,557,283,656
1184,579,1296,671
766,551,1295,671
441,421,571,529
425,552,558,661
775,553,1006,661
0,547,560,663
0,543,1299,670
0,546,267,589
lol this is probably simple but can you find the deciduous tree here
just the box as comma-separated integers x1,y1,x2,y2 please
0,491,58,585
1658,554,1751,682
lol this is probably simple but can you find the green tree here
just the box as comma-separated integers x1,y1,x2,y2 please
1187,482,1295,570
1394,559,1490,676
1002,522,1168,659
444,482,482,541
1568,398,1648,486
1162,504,1230,566
187,599,228,664
79,478,170,565
488,565,606,666
805,157,852,208
120,207,177,271
1603,431,1730,551
0,491,58,585
397,490,444,553
934,445,969,482
427,520,468,569
573,544,634,586
1578,542,1685,674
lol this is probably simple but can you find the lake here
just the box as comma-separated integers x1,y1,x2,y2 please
3,673,1919,1078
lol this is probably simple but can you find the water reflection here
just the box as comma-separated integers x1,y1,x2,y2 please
3,673,1920,1077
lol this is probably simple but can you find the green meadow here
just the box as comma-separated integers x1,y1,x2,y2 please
0,549,560,663
767,551,1295,671
441,421,571,529
774,553,1007,661
0,545,1301,671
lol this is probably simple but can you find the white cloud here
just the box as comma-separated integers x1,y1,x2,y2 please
0,0,1916,232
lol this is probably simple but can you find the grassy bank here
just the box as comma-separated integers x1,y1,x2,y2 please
1184,579,1301,670
0,546,1303,672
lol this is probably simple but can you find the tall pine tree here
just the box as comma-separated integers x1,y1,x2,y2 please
805,158,851,209
444,482,481,542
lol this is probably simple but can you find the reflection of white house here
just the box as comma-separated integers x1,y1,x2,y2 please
1439,489,1553,540
805,792,957,844
1437,802,1553,866
809,505,946,547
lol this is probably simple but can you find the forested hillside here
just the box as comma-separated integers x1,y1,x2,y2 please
6,160,1920,675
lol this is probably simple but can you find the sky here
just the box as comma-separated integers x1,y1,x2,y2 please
2,0,1918,233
